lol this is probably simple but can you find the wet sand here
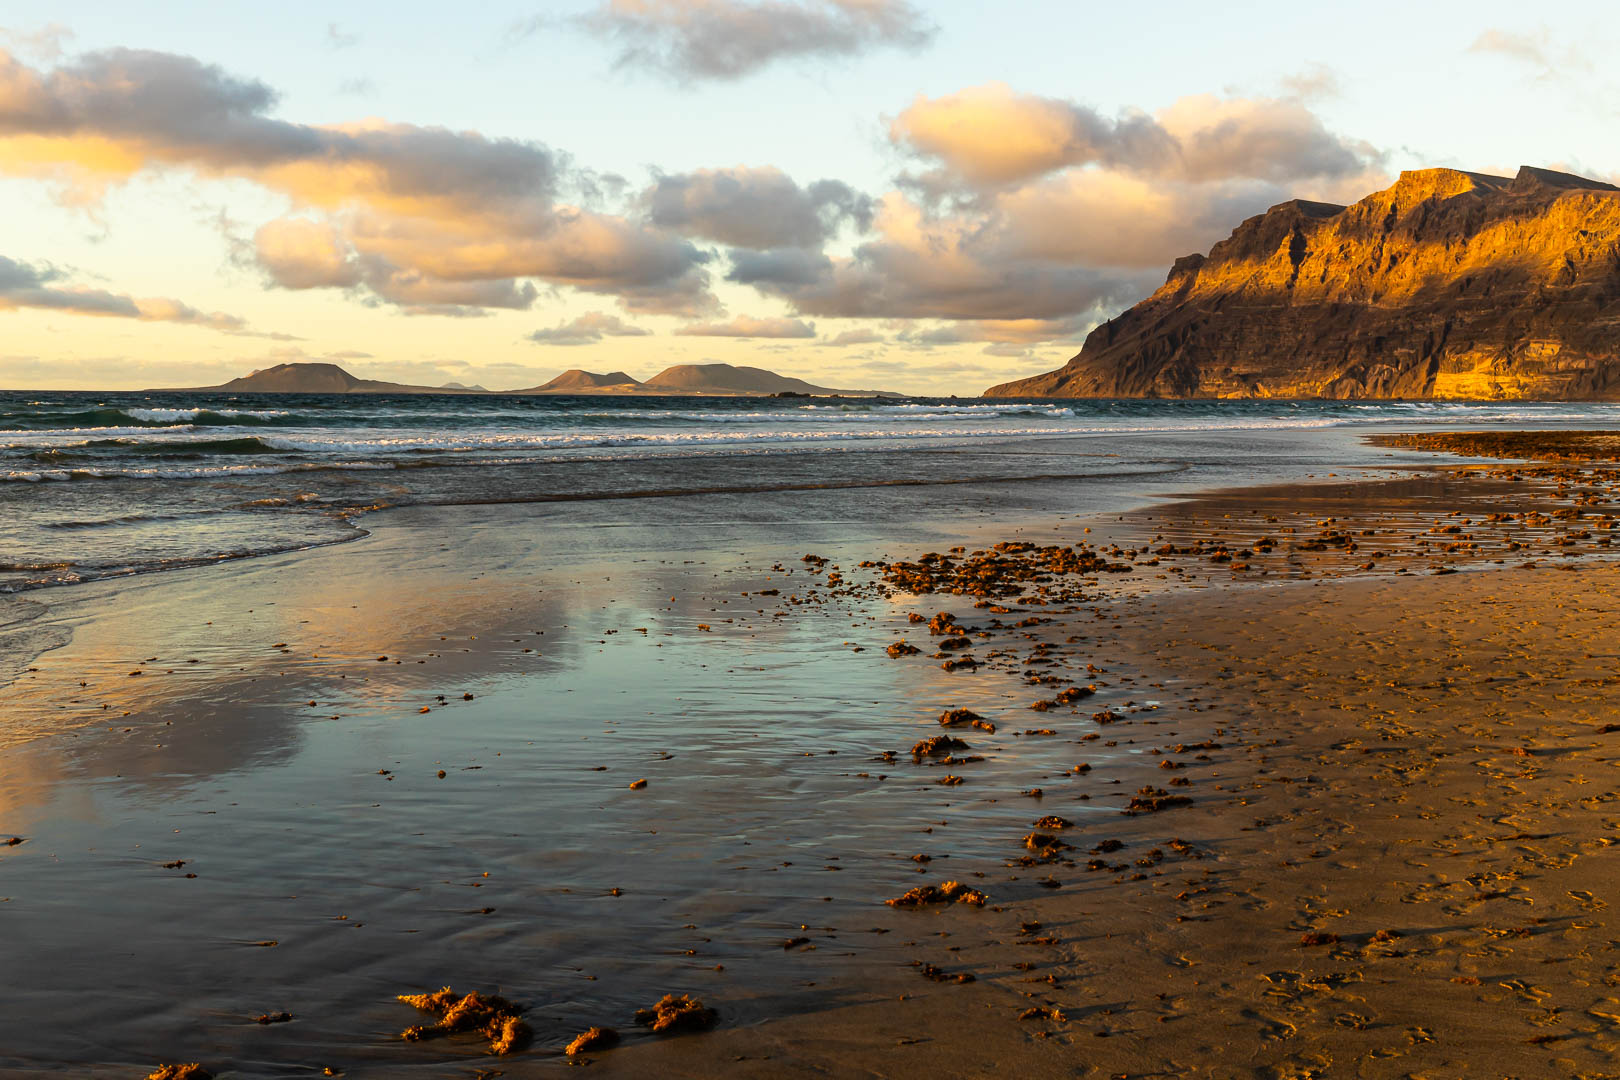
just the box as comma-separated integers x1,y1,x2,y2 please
6,439,1620,1077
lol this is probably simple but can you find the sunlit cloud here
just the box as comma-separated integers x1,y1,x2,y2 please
725,82,1387,327
0,46,715,315
889,82,1380,190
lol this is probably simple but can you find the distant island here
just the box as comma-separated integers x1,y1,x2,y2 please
986,166,1620,400
157,362,902,398
517,363,900,397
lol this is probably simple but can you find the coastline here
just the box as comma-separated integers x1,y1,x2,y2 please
5,432,1620,1075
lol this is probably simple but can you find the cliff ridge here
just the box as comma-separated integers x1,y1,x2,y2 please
985,166,1620,400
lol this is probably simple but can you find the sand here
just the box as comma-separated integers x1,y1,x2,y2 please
5,440,1620,1076
585,561,1620,1078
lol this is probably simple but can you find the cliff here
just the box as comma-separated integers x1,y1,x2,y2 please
985,166,1620,400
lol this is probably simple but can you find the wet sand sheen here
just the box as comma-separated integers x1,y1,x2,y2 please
5,438,1620,1076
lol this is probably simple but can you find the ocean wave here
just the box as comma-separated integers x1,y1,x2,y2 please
3,460,394,482
126,406,294,422
0,406,300,431
21,436,284,462
0,407,1608,473
43,513,176,530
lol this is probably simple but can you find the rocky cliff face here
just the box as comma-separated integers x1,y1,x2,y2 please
985,166,1620,399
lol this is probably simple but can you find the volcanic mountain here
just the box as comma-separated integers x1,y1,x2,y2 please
985,166,1620,400
165,363,482,394
637,363,898,397
519,369,645,393
160,361,900,397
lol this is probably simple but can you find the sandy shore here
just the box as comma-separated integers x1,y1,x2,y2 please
6,438,1620,1077
586,561,1620,1079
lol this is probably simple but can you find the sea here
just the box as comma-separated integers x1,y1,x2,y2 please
3,389,1617,594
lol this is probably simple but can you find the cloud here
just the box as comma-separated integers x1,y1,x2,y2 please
726,246,833,286
896,317,1090,346
980,342,1033,357
1279,63,1342,103
364,269,539,315
0,253,250,331
817,327,885,347
578,0,935,82
527,310,653,345
734,167,1393,320
254,217,362,288
674,314,816,337
727,83,1387,325
987,169,1305,269
1467,27,1591,81
890,83,1174,188
1468,28,1549,68
889,83,1378,189
1157,95,1378,184
642,166,872,248
735,191,1158,320
1,23,73,61
326,23,360,49
0,46,715,314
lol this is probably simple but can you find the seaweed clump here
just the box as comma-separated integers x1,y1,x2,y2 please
939,708,996,733
911,734,969,757
1125,786,1192,814
397,987,532,1055
886,880,988,908
634,994,717,1034
564,1026,621,1055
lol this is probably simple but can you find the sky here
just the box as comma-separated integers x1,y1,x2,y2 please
0,1,1616,395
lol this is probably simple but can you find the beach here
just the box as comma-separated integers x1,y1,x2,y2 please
6,412,1620,1077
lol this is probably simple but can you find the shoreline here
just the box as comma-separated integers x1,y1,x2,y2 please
6,434,1620,1075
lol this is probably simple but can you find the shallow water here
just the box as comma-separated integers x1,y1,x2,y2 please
5,389,1617,592
0,497,1212,1075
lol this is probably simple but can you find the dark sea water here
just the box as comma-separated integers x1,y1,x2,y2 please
4,389,1618,593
